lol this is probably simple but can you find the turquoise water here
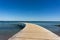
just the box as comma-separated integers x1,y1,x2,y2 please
0,21,60,40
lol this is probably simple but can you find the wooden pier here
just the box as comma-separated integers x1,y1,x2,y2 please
8,23,60,40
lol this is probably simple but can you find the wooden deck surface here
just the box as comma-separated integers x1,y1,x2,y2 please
8,23,60,40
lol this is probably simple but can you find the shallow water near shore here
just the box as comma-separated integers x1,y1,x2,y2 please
0,21,60,40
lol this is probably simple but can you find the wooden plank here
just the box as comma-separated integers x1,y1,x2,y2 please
8,23,60,40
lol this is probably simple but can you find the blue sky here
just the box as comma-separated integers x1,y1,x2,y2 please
0,0,60,21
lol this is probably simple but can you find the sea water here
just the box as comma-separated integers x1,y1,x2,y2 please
0,21,60,40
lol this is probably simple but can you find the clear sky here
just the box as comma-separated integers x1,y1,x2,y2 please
0,0,60,21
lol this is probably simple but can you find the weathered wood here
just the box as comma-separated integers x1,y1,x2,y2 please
8,23,60,40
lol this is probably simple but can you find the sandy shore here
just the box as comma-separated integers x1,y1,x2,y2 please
8,23,60,40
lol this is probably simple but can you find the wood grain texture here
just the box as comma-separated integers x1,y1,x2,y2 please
8,23,60,40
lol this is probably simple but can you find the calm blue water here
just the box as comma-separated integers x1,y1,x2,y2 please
0,21,60,40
